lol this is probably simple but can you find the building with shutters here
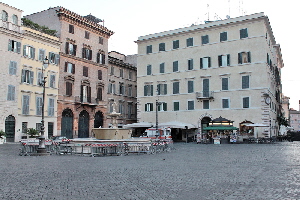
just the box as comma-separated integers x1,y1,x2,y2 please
107,51,137,128
135,12,284,141
25,7,114,139
18,26,60,141
0,3,23,142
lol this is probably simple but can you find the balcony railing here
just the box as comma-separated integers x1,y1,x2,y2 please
74,96,100,105
196,91,214,99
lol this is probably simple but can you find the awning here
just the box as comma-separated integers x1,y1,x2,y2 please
203,126,238,130
123,122,153,128
158,121,197,129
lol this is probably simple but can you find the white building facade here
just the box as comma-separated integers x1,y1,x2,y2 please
135,13,283,140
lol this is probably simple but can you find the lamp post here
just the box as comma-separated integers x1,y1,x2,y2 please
155,100,161,140
37,57,49,155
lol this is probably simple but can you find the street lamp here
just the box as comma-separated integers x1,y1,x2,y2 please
37,56,49,155
155,100,161,140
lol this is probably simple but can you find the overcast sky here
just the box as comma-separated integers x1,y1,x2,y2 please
2,0,299,110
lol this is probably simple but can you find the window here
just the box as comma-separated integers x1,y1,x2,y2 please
238,52,251,64
65,42,77,56
22,95,30,115
158,102,167,111
202,35,209,44
186,38,193,47
173,101,179,111
119,84,125,95
242,75,250,89
97,87,103,101
240,28,248,39
173,40,179,49
203,79,210,97
110,66,114,75
85,31,90,39
128,85,132,97
49,74,56,88
218,55,230,67
83,66,88,77
220,32,227,42
145,103,153,112
98,70,102,80
188,81,194,93
159,43,165,51
2,10,8,21
99,37,104,44
8,39,21,53
222,78,228,90
21,69,34,84
37,71,43,86
160,63,165,73
65,62,75,74
9,61,17,75
222,99,229,108
49,52,60,65
22,122,28,133
23,45,35,59
128,104,133,118
97,52,105,64
66,82,73,96
173,82,179,94
188,59,193,70
128,71,132,80
36,97,43,116
38,49,46,61
173,61,178,72
81,85,91,103
48,122,54,138
7,85,15,101
146,45,152,54
188,100,194,110
120,69,123,78
157,84,167,95
203,100,209,109
243,97,250,108
200,57,211,69
119,103,124,115
144,85,153,96
82,48,92,60
147,65,152,75
69,24,74,34
108,83,116,94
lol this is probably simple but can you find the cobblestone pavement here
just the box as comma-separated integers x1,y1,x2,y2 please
1,142,300,200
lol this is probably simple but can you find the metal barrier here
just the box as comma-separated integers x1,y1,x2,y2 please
19,139,54,156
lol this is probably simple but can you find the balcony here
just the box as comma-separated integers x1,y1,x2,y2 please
74,96,100,105
196,91,214,100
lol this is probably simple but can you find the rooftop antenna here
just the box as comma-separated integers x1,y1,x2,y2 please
207,4,210,21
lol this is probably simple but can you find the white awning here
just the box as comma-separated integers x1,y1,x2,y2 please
158,121,197,129
123,122,154,128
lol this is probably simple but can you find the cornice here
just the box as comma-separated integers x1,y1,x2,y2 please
108,56,136,70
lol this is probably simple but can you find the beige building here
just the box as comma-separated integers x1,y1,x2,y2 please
18,26,60,141
135,12,284,140
0,3,23,142
25,7,114,139
107,51,137,127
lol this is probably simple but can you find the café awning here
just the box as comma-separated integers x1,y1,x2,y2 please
158,121,197,129
203,126,238,130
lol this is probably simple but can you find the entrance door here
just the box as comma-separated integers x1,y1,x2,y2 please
61,109,73,139
94,111,103,128
78,110,89,138
5,115,15,142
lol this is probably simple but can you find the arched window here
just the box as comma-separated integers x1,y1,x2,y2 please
12,15,18,25
2,10,8,21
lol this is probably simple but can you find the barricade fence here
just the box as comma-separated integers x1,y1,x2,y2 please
19,139,173,156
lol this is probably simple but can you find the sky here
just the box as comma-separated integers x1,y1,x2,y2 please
3,0,299,110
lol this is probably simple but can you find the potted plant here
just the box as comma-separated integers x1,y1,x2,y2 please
0,130,6,144
26,128,39,138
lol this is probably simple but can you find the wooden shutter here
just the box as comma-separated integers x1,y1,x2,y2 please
89,50,92,60
102,54,105,64
247,52,251,63
238,53,242,64
242,76,249,89
73,45,77,56
80,85,83,102
98,70,102,80
82,48,85,58
150,85,153,96
87,86,91,103
65,42,69,54
72,64,75,74
8,39,12,51
227,54,230,66
203,79,209,97
97,87,102,100
23,45,27,56
208,57,211,68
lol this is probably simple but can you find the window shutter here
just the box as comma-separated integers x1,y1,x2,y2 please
72,64,75,74
17,42,21,53
102,54,105,64
23,45,26,56
73,45,77,56
80,85,83,102
55,54,60,65
238,53,242,64
200,58,203,69
97,87,102,100
208,57,211,68
88,86,91,103
247,52,251,63
163,103,167,111
98,70,102,80
150,85,153,96
29,71,34,84
164,84,167,95
8,39,12,51
89,50,92,60
227,54,230,66
65,42,69,54
218,55,222,67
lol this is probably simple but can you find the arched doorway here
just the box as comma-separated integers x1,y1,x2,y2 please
78,110,89,138
5,115,15,142
94,111,103,128
201,117,211,141
61,109,73,139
